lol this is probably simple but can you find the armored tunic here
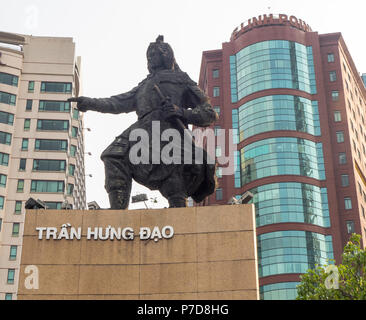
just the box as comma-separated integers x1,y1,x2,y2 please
87,69,217,203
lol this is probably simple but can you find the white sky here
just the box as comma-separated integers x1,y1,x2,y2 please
1,0,366,209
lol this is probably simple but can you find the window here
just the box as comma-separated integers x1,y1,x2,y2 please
213,87,220,97
21,138,29,151
24,118,31,131
19,158,26,171
73,108,79,120
215,146,222,157
30,180,65,193
7,269,15,284
35,139,67,151
216,188,223,201
28,81,35,92
69,164,75,176
0,72,18,86
33,159,66,172
334,111,342,122
213,106,220,116
17,179,24,192
327,53,335,63
15,201,22,214
0,152,9,166
67,183,74,196
71,126,78,138
341,174,349,187
216,167,222,178
0,131,12,145
0,111,14,125
44,202,62,209
329,71,337,82
9,246,17,260
39,100,70,112
0,91,16,105
214,126,221,136
12,223,20,236
345,197,352,210
0,218,2,231
0,174,7,188
336,131,344,143
232,40,318,99
37,119,69,131
5,293,12,300
40,82,72,93
70,145,77,157
0,196,4,210
346,221,355,234
213,69,219,78
332,91,339,101
339,153,347,164
26,99,33,111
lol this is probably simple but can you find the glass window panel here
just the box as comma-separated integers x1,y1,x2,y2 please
0,91,16,106
216,188,223,201
0,111,14,125
33,159,66,172
7,269,15,284
24,118,31,130
35,139,68,151
26,99,33,111
30,180,65,193
19,158,26,171
341,174,349,187
9,246,17,260
28,81,35,92
21,138,28,150
39,100,70,112
40,82,72,93
334,111,341,122
17,179,24,192
37,119,69,131
0,72,18,86
345,197,352,210
15,201,22,214
12,223,20,236
213,87,220,97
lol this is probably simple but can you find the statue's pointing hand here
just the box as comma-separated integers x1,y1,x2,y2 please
68,96,93,112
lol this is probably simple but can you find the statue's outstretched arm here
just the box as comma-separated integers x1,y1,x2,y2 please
68,86,137,114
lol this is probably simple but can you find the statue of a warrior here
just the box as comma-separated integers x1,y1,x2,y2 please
69,36,218,209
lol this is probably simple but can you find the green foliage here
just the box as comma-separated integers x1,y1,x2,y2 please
296,234,366,300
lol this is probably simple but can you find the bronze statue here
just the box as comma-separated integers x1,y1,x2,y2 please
69,36,217,209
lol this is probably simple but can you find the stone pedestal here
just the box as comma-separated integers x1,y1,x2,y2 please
18,205,259,300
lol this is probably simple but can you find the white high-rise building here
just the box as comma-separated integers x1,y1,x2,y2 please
0,31,86,300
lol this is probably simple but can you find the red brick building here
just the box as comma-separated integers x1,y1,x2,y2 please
198,13,366,299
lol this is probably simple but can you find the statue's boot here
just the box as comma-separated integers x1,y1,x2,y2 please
108,190,129,210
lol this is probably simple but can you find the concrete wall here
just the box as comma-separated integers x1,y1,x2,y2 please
17,205,258,300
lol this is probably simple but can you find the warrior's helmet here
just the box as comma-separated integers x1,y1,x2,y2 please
147,35,181,73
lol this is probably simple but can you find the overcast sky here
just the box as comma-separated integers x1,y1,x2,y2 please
1,0,366,209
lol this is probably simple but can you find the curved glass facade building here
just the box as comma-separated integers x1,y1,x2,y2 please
199,14,366,300
238,95,321,140
249,182,330,228
241,137,326,183
231,40,316,102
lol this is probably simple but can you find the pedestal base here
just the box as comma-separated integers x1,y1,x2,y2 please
18,205,259,300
